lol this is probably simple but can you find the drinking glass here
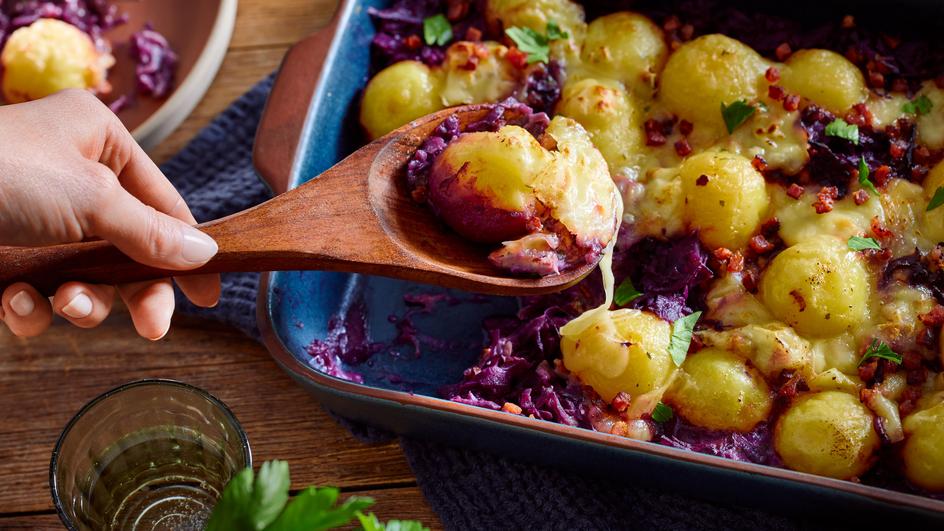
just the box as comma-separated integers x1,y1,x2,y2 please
51,379,251,531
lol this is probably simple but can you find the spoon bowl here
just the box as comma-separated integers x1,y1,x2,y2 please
0,105,614,296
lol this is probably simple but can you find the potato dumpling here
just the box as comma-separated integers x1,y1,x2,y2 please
760,236,871,338
440,41,520,107
659,34,768,135
921,160,944,244
485,0,586,42
1,18,113,104
679,151,769,249
697,322,813,380
902,401,944,491
561,308,674,405
428,125,551,242
664,348,773,432
775,391,879,479
917,82,944,149
556,77,642,173
360,60,444,139
580,12,667,97
779,49,867,115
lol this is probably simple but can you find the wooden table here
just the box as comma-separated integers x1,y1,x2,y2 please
0,0,440,528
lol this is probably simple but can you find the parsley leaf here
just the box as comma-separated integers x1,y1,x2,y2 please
205,460,290,531
720,100,755,134
506,22,569,64
668,311,701,367
824,118,859,144
422,14,452,46
848,236,881,251
858,157,878,195
857,339,902,367
902,94,933,116
651,402,674,423
928,186,944,212
266,487,372,531
614,278,642,307
357,512,430,531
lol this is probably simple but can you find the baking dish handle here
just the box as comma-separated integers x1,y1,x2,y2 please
253,0,347,195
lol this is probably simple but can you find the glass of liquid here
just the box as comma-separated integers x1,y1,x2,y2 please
51,379,251,531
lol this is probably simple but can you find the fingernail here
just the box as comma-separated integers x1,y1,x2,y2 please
9,291,34,317
181,228,218,265
62,293,93,319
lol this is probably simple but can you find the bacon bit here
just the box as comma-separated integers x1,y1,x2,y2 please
868,70,885,89
912,165,929,181
679,24,695,41
679,119,693,136
902,351,925,370
695,174,709,186
465,26,482,42
506,47,528,69
841,15,855,29
813,186,838,214
767,85,785,102
789,289,806,311
858,358,878,382
713,247,733,261
749,235,775,254
765,66,781,83
775,42,792,61
873,165,892,187
611,392,631,412
751,155,768,172
786,183,804,199
501,402,523,415
663,15,681,32
891,77,909,93
674,138,692,157
871,217,893,240
889,141,906,160
783,94,800,112
853,189,869,205
404,34,422,49
927,245,944,272
914,145,932,165
446,0,469,20
852,103,874,128
741,268,759,293
727,251,745,273
761,218,781,237
778,371,806,400
644,118,667,147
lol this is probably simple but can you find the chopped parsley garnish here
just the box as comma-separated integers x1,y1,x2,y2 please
824,118,859,144
614,278,643,307
506,22,570,64
720,100,755,134
858,157,878,195
668,311,701,367
423,14,453,46
902,94,933,116
857,339,902,367
651,402,674,423
847,236,881,251
928,186,944,212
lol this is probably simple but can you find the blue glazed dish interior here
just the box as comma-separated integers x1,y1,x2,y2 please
265,0,519,397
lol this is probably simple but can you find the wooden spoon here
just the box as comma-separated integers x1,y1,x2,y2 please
0,105,616,296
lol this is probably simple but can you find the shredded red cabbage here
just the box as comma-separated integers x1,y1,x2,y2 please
130,23,177,98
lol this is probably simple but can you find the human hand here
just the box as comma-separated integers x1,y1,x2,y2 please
0,89,221,339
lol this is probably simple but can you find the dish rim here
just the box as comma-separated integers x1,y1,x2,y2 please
254,0,944,516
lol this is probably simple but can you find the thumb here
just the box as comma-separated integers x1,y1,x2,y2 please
87,172,218,270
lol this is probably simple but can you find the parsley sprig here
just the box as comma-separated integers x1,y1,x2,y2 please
651,402,674,423
206,460,428,531
668,311,701,367
505,21,569,64
847,236,881,251
825,118,859,144
720,100,756,134
857,339,901,367
614,278,643,307
858,157,879,195
423,14,452,46
928,186,944,212
902,94,933,116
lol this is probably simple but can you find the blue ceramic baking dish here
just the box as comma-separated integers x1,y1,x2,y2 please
252,0,944,522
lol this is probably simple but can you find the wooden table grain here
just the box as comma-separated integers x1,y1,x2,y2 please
0,0,440,528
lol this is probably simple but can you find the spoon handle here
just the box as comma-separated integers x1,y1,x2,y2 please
0,150,408,295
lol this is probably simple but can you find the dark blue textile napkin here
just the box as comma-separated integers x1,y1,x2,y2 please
162,75,813,531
